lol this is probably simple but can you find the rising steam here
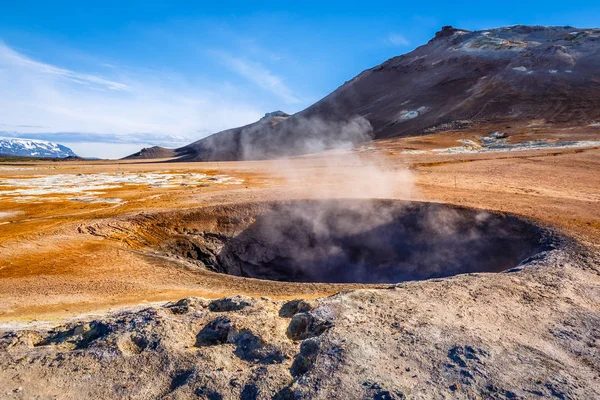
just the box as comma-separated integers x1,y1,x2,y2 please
170,116,546,284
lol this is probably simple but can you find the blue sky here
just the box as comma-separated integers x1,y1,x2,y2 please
1,1,599,158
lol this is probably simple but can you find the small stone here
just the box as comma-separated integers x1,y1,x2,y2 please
299,338,320,358
231,329,284,364
291,338,321,376
290,355,312,377
209,296,253,312
72,324,91,336
195,317,232,345
279,299,313,318
286,313,331,341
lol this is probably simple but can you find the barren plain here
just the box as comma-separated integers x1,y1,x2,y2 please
1,127,599,399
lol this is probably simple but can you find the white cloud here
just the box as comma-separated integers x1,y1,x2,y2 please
0,41,266,157
62,142,160,159
388,33,410,46
216,52,301,104
0,42,131,92
0,131,189,147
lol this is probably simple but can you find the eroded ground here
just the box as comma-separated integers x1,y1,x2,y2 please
0,127,599,322
1,128,600,399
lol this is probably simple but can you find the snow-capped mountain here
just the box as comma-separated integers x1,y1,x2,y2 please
0,137,77,158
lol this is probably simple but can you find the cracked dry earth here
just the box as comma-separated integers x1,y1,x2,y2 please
1,142,600,399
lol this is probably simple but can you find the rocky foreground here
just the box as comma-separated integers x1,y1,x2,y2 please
1,243,599,399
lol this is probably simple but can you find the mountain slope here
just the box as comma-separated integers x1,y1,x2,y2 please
0,137,77,158
124,112,292,161
123,146,176,160
306,25,600,141
136,25,600,162
175,111,293,161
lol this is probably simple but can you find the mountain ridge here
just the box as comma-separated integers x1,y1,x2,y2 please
0,137,78,158
127,25,600,161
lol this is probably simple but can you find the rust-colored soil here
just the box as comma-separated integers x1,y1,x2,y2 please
1,130,599,322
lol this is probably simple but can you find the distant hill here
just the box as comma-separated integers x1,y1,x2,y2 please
123,111,291,161
128,25,600,162
0,137,77,158
174,111,291,161
123,146,176,160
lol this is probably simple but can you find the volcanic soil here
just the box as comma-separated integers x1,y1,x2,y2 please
0,129,599,398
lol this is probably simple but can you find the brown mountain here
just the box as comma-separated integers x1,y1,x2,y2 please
123,146,176,160
129,25,600,161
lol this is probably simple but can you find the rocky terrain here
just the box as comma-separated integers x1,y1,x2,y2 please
1,140,599,399
2,24,600,400
135,25,600,161
1,241,599,399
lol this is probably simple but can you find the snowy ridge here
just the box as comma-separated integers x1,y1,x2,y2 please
0,137,77,158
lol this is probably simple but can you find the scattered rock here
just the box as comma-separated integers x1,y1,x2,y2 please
167,297,206,314
209,296,253,312
0,243,598,399
194,386,223,399
231,329,284,364
286,312,331,340
240,383,259,400
362,381,405,399
0,331,43,349
272,387,296,400
279,300,313,318
36,321,112,349
291,338,320,376
195,317,232,346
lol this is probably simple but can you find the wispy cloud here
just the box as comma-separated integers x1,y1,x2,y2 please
216,52,301,104
387,33,410,46
0,41,265,157
0,131,189,147
0,42,131,92
0,124,48,129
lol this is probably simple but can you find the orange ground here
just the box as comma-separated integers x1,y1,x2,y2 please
1,129,599,322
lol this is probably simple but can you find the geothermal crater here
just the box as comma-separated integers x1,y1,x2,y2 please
145,200,551,284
